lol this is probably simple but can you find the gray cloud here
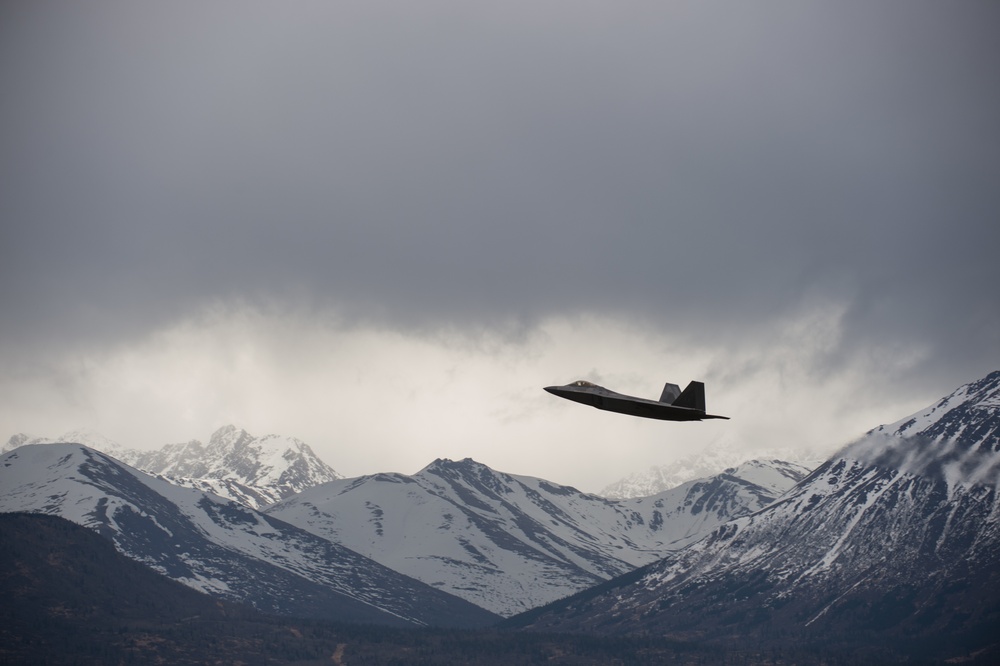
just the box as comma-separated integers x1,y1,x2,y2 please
2,1,998,424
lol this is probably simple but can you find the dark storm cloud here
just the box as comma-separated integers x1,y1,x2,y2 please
2,1,998,387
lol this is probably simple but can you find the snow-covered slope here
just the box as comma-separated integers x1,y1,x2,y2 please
600,447,821,498
0,443,499,628
4,425,342,509
266,457,805,616
511,371,1000,661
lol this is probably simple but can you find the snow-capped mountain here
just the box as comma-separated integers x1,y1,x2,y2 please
266,457,806,616
0,443,498,628
510,371,1000,662
4,425,342,509
600,447,822,499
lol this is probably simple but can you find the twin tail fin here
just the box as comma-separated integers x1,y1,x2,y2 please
660,380,706,411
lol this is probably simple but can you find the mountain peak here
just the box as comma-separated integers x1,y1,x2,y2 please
208,424,252,447
3,433,32,454
869,370,1000,440
419,457,487,474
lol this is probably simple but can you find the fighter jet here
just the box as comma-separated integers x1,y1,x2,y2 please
544,379,729,422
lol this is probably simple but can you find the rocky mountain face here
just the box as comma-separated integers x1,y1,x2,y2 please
4,425,342,509
0,443,499,628
509,371,1000,663
266,457,807,616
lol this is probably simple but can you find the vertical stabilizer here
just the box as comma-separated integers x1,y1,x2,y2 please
672,381,706,412
659,383,681,404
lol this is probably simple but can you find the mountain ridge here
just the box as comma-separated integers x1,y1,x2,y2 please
266,455,809,616
3,425,342,509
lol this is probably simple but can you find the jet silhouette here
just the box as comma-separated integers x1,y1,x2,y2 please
544,379,729,422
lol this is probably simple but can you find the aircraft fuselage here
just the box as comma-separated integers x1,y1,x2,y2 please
544,380,729,422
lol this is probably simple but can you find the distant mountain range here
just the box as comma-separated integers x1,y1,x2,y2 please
600,446,826,498
508,370,1000,663
4,425,342,509
266,457,809,616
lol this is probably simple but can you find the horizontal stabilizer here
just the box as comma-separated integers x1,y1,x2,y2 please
659,383,681,404
672,381,706,412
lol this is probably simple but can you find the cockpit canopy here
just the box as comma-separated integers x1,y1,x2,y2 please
571,380,599,388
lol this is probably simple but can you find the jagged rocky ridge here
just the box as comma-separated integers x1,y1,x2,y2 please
509,371,1000,662
266,457,809,616
0,443,498,628
4,425,342,509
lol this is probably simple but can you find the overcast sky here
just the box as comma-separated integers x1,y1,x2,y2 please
2,1,998,491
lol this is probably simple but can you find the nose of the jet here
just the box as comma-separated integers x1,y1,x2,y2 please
545,385,577,400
